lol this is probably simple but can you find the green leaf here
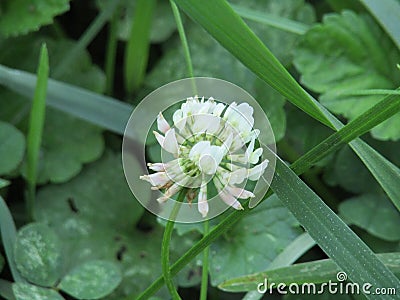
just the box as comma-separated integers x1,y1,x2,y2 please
0,0,70,37
359,0,400,51
324,146,380,194
0,121,25,175
293,10,400,141
0,196,26,283
0,36,106,183
34,151,145,229
339,194,400,242
269,157,400,299
12,283,64,300
124,0,156,94
25,110,104,184
209,195,301,285
14,222,62,287
59,260,122,299
173,0,332,127
219,252,400,292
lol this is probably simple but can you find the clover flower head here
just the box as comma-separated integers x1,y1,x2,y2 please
140,96,268,217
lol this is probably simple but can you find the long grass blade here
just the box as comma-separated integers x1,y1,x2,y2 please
173,0,333,128
0,178,10,189
26,44,49,220
220,252,400,292
0,64,133,136
231,4,310,35
124,0,156,95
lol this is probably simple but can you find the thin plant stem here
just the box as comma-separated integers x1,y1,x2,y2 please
170,0,194,78
161,189,186,300
200,219,209,300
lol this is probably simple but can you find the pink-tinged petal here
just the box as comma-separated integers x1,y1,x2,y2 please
140,172,169,187
198,184,208,217
153,131,165,147
157,112,170,134
225,186,255,199
163,128,179,155
248,159,269,180
147,163,165,172
220,190,243,210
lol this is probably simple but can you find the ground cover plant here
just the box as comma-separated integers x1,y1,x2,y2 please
0,0,400,299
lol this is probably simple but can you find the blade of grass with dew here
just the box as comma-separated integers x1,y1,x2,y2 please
290,89,400,211
124,0,156,95
220,252,400,292
359,0,400,51
269,157,400,299
0,196,26,283
131,90,400,299
0,65,133,136
53,0,122,78
174,0,400,222
173,0,332,128
26,44,49,220
231,4,310,35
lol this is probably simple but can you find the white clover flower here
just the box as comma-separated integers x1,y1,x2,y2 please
140,96,268,217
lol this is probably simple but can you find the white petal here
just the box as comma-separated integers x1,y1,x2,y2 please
248,159,269,180
147,163,165,172
213,103,226,116
157,112,170,134
163,128,179,155
245,137,255,161
189,141,210,161
225,186,255,199
249,148,263,164
173,109,186,131
140,172,169,187
228,168,247,185
153,131,165,147
220,190,243,210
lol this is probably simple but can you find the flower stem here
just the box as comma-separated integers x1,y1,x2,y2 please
105,6,120,95
161,189,186,300
200,219,209,300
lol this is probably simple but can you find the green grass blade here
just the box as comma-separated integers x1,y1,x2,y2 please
174,0,400,219
105,7,120,95
359,0,400,51
26,44,49,220
0,196,26,283
173,0,333,128
53,0,122,78
220,253,400,292
124,0,156,95
231,4,310,35
269,158,400,299
0,64,133,136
